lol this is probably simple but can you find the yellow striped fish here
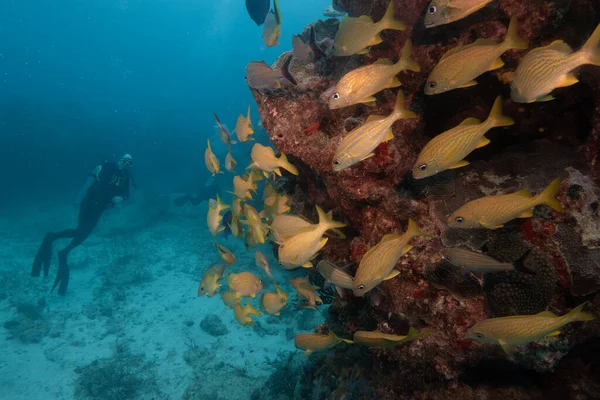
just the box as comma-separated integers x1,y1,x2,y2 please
425,18,528,95
232,171,258,200
424,0,493,28
228,271,264,298
260,192,290,223
448,178,563,229
260,283,288,315
248,143,299,177
204,139,221,176
221,290,238,308
229,214,244,238
354,219,431,296
235,104,254,142
233,300,262,326
294,331,353,356
214,243,236,265
262,0,281,47
197,263,226,297
353,327,430,348
332,91,417,171
255,250,273,280
225,144,237,172
468,302,595,354
271,213,346,243
412,96,513,179
242,204,267,244
232,196,243,217
289,276,322,310
511,24,600,103
278,206,346,269
329,40,420,109
440,248,513,273
207,194,230,236
333,0,406,57
316,260,355,291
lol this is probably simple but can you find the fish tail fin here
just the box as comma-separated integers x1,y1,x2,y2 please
316,205,346,231
486,96,514,128
279,152,299,175
217,194,230,210
247,104,251,120
379,0,406,31
406,218,433,239
331,331,354,344
504,17,528,51
207,138,212,150
246,302,262,317
582,24,600,66
397,39,421,72
393,90,417,119
536,178,563,212
281,54,298,86
567,301,595,322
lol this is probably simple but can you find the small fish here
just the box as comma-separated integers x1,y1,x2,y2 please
412,96,513,179
262,0,282,47
221,290,238,308
248,143,299,177
440,248,514,273
294,331,353,356
261,192,290,223
232,196,243,217
221,210,233,239
234,105,254,142
198,263,226,297
228,271,264,298
233,300,262,326
213,113,235,146
332,90,416,171
323,5,346,18
278,206,346,269
316,260,355,297
255,251,274,279
424,0,493,28
329,40,420,109
354,219,431,296
511,24,600,103
245,0,270,26
245,54,297,90
448,178,563,229
242,204,267,245
333,0,405,57
468,302,595,354
207,194,230,236
245,230,260,250
229,214,244,238
232,172,258,200
425,18,528,95
260,283,288,315
353,327,430,348
289,276,323,310
271,213,346,243
225,145,237,172
204,139,222,176
215,243,236,265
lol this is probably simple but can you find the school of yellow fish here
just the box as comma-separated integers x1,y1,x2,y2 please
197,0,596,358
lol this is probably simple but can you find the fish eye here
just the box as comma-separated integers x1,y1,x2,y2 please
418,164,427,171
333,160,340,166
474,332,484,339
428,5,436,14
428,82,437,89
332,92,340,100
444,255,452,262
357,284,365,290
455,217,464,223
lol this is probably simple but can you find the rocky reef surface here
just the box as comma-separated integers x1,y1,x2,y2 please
249,0,600,398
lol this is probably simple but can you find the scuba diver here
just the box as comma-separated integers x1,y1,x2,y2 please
31,154,134,295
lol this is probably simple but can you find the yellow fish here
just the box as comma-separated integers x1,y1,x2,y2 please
233,300,262,326
272,213,346,243
248,143,299,177
316,260,355,293
255,251,273,280
412,96,513,179
229,214,244,238
289,276,323,310
353,327,430,348
214,243,236,265
260,283,288,315
329,40,420,109
261,193,290,223
354,219,431,296
332,91,417,171
448,178,563,229
424,0,493,28
207,194,230,236
294,331,353,356
425,18,527,95
232,172,258,200
440,247,514,273
232,196,243,217
468,302,595,354
221,291,238,308
242,204,267,245
235,104,254,142
204,139,221,176
228,271,264,298
225,145,237,172
198,263,226,297
245,230,260,250
333,0,405,57
262,0,281,47
511,24,600,103
278,206,346,269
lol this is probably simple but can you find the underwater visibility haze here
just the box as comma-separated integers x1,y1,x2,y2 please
2,0,600,399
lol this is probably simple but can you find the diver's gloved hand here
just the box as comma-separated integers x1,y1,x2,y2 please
52,250,70,296
111,196,124,207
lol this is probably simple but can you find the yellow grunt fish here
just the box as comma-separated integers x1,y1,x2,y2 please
207,194,230,236
233,300,262,326
229,214,244,238
440,247,514,273
228,271,264,298
255,250,274,280
289,276,323,310
448,178,563,229
332,91,417,171
329,40,420,109
248,143,299,177
333,0,406,57
221,291,238,308
262,0,281,47
354,219,431,296
468,302,595,354
204,139,222,176
511,24,600,103
232,171,258,200
272,213,346,243
412,96,513,179
214,243,236,265
235,104,254,142
198,263,226,297
261,192,290,223
232,196,243,217
225,145,237,172
242,204,267,245
424,0,493,28
260,283,288,315
294,331,353,356
353,327,430,348
316,260,355,291
278,206,346,269
425,18,528,95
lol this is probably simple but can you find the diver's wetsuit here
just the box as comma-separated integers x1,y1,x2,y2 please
31,161,131,295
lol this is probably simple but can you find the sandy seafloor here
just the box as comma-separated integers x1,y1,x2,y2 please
0,197,325,399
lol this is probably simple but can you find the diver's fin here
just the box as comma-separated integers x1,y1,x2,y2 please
52,250,70,296
32,232,54,278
